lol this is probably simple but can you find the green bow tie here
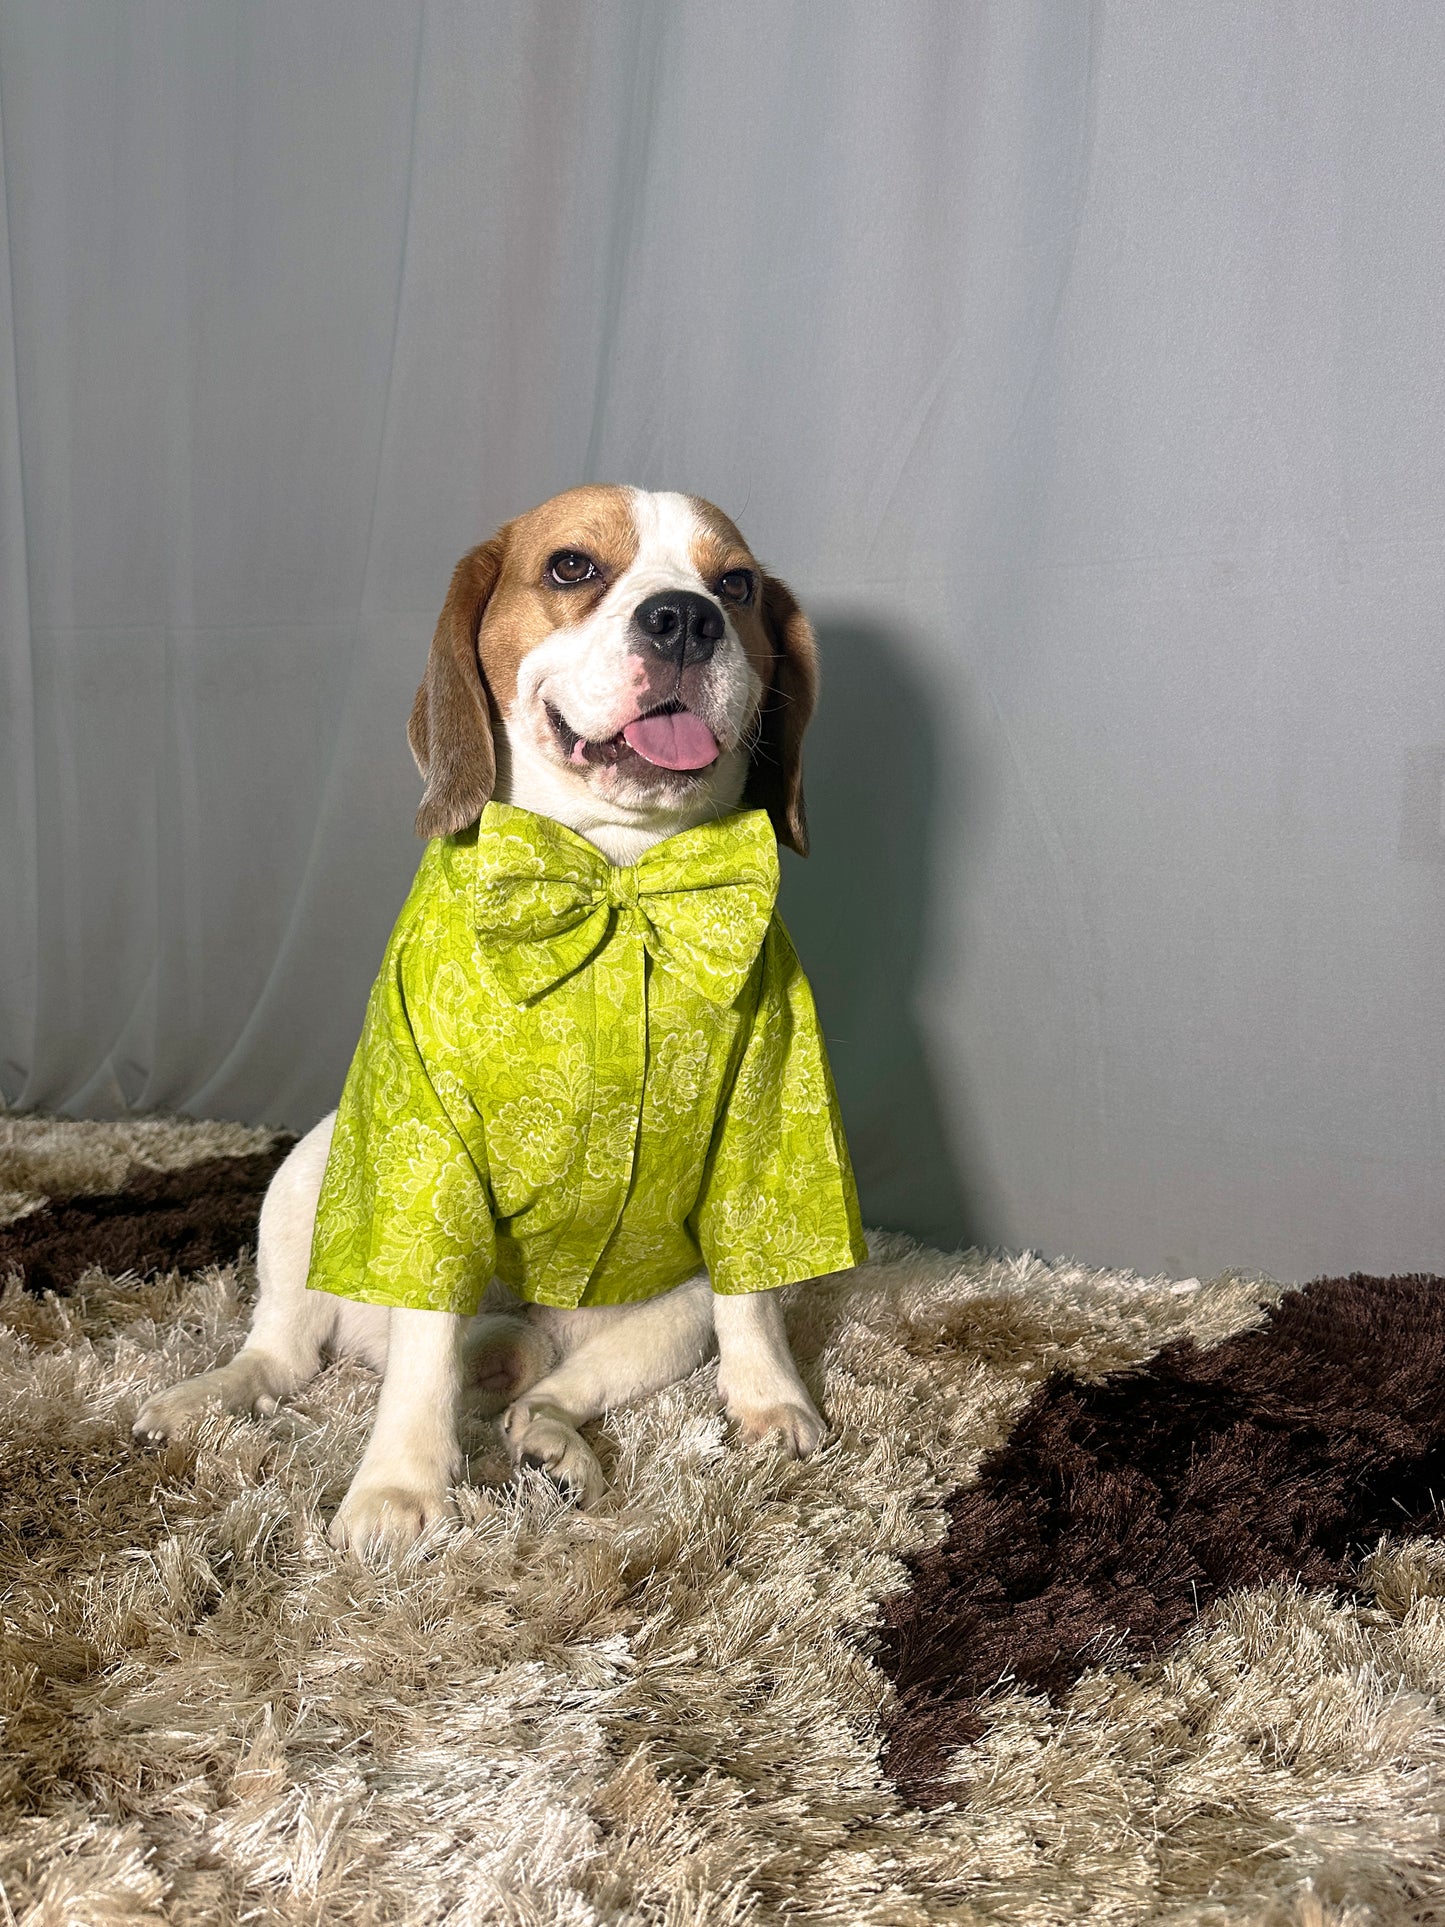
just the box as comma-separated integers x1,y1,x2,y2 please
471,803,780,1006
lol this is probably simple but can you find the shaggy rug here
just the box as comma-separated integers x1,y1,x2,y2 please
2,1116,1445,1926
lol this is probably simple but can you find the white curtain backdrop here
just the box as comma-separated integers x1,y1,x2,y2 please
2,1,1442,1281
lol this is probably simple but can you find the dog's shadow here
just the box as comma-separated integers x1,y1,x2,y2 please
779,618,984,1256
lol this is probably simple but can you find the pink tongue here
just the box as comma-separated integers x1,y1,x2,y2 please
621,710,720,770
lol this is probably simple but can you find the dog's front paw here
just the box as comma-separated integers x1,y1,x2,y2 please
133,1379,213,1444
329,1477,455,1557
133,1369,267,1444
726,1396,827,1458
501,1401,605,1506
133,1350,286,1445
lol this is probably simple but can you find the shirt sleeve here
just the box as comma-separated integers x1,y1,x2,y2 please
694,920,868,1295
306,933,496,1316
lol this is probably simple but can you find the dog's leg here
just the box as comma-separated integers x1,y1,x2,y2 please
712,1287,825,1457
500,1275,715,1503
329,1304,465,1555
132,1114,359,1442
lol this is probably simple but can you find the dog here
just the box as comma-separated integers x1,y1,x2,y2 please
134,486,863,1556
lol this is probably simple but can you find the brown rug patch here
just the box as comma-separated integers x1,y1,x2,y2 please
879,1271,1445,1805
0,1144,295,1295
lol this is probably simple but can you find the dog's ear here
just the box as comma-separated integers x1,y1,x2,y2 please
744,571,819,857
408,534,508,839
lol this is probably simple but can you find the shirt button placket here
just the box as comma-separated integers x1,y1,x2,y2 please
567,869,648,1296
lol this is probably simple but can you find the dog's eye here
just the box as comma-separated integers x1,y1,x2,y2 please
548,550,600,587
718,569,754,605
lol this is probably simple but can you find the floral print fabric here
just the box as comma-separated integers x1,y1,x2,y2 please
307,803,867,1313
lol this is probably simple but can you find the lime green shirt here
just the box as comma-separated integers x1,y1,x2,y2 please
307,802,867,1314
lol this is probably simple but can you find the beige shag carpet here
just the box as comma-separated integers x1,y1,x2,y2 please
2,1116,1445,1925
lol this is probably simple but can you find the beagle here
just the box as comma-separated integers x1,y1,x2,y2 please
135,486,854,1556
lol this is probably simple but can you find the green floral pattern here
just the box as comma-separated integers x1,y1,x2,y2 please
307,802,867,1313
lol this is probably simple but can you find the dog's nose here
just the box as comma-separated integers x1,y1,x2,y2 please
632,590,724,667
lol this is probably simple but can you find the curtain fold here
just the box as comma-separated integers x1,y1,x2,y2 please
0,70,39,1108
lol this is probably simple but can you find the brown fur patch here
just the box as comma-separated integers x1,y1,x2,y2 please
682,498,757,589
678,496,777,691
479,486,644,708
742,572,818,855
410,538,508,837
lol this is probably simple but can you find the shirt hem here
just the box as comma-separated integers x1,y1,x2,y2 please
306,1269,489,1318
705,1232,869,1297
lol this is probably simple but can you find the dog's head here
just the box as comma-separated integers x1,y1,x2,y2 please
407,486,818,856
